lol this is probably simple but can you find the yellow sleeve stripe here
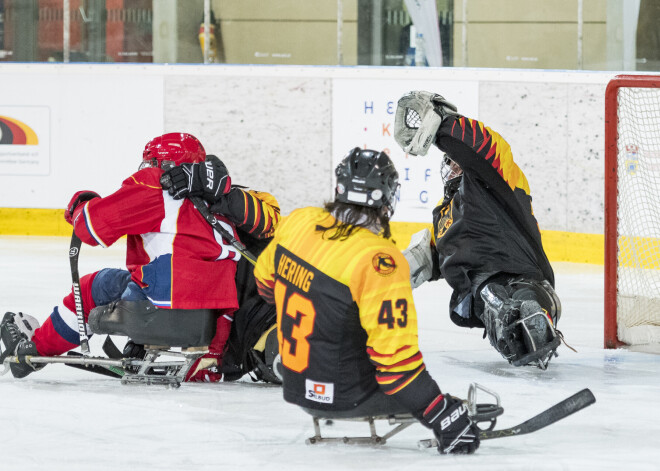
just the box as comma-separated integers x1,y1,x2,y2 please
128,175,161,189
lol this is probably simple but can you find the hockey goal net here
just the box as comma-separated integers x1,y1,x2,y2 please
605,74,660,349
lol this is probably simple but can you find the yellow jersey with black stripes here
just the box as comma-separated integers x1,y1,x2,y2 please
211,187,280,241
212,186,281,306
254,206,437,411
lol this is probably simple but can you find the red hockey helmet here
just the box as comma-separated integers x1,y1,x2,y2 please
140,133,206,170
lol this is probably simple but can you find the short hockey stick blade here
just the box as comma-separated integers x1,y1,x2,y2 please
1,353,125,378
102,335,124,360
479,388,596,440
418,388,596,448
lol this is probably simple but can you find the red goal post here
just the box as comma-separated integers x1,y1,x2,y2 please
604,74,660,349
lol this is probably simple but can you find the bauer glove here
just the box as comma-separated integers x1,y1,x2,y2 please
161,155,231,203
422,393,480,455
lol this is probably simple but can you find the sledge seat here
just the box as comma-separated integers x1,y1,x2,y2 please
88,300,216,348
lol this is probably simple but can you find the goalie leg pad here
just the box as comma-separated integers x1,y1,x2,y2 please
509,278,561,326
480,281,560,369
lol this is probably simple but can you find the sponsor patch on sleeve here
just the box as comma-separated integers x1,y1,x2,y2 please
305,379,335,404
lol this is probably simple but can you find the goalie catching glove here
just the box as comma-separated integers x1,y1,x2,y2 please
421,393,481,455
394,91,459,156
160,154,231,203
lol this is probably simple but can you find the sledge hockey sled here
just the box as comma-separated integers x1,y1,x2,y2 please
305,383,595,448
305,383,503,446
306,414,418,445
1,300,217,388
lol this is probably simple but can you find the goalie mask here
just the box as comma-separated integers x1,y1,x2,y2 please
334,148,400,217
140,133,206,170
441,154,463,184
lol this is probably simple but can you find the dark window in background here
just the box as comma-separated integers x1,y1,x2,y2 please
0,0,152,63
0,0,4,53
357,0,453,67
636,0,660,71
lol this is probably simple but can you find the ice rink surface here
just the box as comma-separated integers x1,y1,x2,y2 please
1,236,659,471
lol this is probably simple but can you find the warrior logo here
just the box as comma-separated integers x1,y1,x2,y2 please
372,253,396,276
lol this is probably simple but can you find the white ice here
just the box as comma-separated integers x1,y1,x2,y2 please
1,236,659,471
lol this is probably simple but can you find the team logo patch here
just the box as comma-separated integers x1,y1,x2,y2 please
305,379,335,404
436,204,454,238
372,253,396,276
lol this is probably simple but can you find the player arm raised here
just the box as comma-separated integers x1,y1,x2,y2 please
394,90,529,193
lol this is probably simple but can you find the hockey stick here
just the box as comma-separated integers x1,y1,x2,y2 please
190,196,258,265
419,388,595,447
101,335,124,360
69,232,90,355
478,388,595,439
64,351,125,378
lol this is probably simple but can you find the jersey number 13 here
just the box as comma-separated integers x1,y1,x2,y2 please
274,280,317,373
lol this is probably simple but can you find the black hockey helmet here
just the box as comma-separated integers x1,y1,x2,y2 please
334,147,400,216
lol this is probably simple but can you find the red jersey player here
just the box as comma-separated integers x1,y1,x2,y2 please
1,133,240,381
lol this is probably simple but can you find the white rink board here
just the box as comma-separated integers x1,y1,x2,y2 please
0,71,163,209
0,64,614,235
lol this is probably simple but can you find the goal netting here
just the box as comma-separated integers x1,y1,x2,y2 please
605,75,660,348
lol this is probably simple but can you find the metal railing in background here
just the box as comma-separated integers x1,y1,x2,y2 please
0,0,657,72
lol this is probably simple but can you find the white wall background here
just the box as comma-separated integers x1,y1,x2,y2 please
0,64,614,234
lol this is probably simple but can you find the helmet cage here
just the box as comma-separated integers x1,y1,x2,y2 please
138,159,178,171
441,153,463,184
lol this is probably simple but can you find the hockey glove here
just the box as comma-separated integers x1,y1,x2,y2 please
422,393,480,455
160,155,231,203
185,313,233,383
65,190,100,225
403,228,434,289
185,352,223,383
394,91,458,156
